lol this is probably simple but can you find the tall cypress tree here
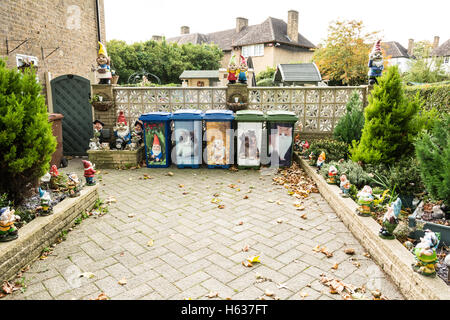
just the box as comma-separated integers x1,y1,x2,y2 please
333,90,365,145
0,59,56,204
350,66,420,164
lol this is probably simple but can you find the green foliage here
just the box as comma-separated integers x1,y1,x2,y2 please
0,193,8,207
404,83,450,114
0,59,56,204
414,114,450,205
337,160,372,189
256,78,275,87
107,39,224,85
333,90,365,145
308,139,350,163
350,66,420,164
256,67,276,82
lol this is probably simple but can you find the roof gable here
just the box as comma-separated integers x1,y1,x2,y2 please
381,41,410,58
431,39,450,57
274,63,322,83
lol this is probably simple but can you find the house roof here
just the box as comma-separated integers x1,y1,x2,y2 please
381,41,411,58
274,63,322,83
167,17,315,51
179,70,219,79
431,39,450,57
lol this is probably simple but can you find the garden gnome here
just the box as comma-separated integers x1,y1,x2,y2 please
96,42,112,84
93,120,106,144
114,111,131,150
326,165,338,184
150,134,163,162
379,198,402,239
238,55,248,84
302,140,310,154
227,54,239,84
339,174,351,198
316,152,326,171
82,160,96,186
132,120,144,146
38,187,53,216
0,206,19,242
368,40,384,85
412,229,440,277
356,185,374,216
67,173,80,198
49,165,61,190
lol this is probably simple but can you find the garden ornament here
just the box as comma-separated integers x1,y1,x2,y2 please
356,185,374,216
379,197,402,239
82,160,96,186
445,254,450,282
238,55,248,84
114,111,131,150
412,229,440,277
227,54,239,84
50,165,59,177
316,152,326,171
38,187,53,216
302,140,310,153
368,40,384,85
308,152,314,162
93,120,106,145
339,174,351,198
67,173,81,198
132,120,144,147
96,42,112,84
326,165,338,184
0,206,19,242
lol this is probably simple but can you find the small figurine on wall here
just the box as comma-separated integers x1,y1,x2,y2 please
356,185,374,216
379,198,402,239
132,120,144,147
38,187,53,216
326,166,338,184
82,160,96,186
0,206,19,242
238,55,248,84
114,111,131,150
339,174,351,198
150,134,163,162
412,229,440,277
93,120,106,144
67,173,81,198
368,40,384,85
316,151,326,171
96,42,112,85
227,54,239,84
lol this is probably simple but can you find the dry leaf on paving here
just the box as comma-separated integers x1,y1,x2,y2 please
299,292,309,298
276,200,282,205
300,213,307,219
93,292,109,300
242,244,250,252
147,239,154,247
218,205,225,209
277,218,283,224
237,221,244,225
297,206,305,211
242,260,253,268
167,172,174,176
243,195,249,199
313,245,321,252
213,193,220,197
206,291,219,298
128,213,135,218
320,247,333,258
118,279,127,285
211,198,221,204
80,272,95,279
264,289,274,297
344,248,355,255
179,184,184,188
247,255,261,264
331,263,339,270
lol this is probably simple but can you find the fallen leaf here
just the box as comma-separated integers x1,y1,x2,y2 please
300,213,307,219
297,205,305,211
147,239,154,247
371,290,382,298
167,172,174,176
277,218,283,224
93,292,109,300
218,205,225,209
352,262,361,268
206,291,219,298
179,184,184,188
182,192,189,195
320,247,333,258
313,245,321,252
2,282,14,294
211,198,221,204
80,272,95,279
237,221,244,226
118,279,127,285
344,248,355,255
128,213,135,218
243,195,249,199
247,255,261,264
267,199,275,203
242,260,253,267
213,193,220,197
332,263,339,270
242,244,250,252
299,291,309,298
276,200,282,205
264,289,274,297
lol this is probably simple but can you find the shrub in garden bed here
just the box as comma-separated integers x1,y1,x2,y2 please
333,90,365,145
404,83,450,114
307,139,349,163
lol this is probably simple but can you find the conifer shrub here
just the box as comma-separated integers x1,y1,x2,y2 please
414,114,450,205
350,66,420,164
308,139,349,163
333,90,364,145
0,59,56,204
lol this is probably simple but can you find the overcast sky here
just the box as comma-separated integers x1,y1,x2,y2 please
104,0,449,48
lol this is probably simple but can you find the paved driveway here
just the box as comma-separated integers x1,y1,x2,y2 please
6,158,403,300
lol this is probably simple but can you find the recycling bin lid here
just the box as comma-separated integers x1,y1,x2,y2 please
139,111,172,121
172,109,204,120
204,109,235,120
266,110,298,122
235,110,265,121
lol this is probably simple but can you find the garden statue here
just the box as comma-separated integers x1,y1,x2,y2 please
379,198,402,239
227,54,239,84
93,120,107,146
301,140,309,154
308,152,314,162
356,185,374,216
67,173,81,198
150,134,163,162
326,165,338,184
0,206,19,242
131,120,144,149
114,111,131,150
339,174,351,198
40,171,51,189
49,164,63,190
38,187,53,216
238,55,248,84
82,160,96,186
368,40,384,85
316,152,326,171
412,229,440,277
95,42,112,85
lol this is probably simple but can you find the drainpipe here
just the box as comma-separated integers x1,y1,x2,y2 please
95,0,102,43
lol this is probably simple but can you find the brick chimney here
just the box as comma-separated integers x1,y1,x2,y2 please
287,10,299,43
433,36,440,49
181,26,190,35
236,17,248,33
407,39,414,56
152,35,162,42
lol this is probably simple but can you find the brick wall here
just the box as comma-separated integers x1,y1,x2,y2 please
0,0,106,105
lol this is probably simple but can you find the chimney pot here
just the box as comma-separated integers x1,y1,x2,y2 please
433,36,440,49
181,26,190,35
236,17,248,33
287,10,299,43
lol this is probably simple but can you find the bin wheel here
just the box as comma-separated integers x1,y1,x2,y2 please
60,157,68,168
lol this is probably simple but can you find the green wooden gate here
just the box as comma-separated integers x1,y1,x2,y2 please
51,75,93,156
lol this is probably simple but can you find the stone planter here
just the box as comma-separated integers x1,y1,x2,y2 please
408,201,450,244
87,146,145,169
294,152,450,300
0,185,99,284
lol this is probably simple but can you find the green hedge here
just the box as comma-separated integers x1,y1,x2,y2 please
404,83,449,113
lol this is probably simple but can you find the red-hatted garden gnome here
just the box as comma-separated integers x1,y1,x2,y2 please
368,40,384,85
114,111,131,150
82,160,96,186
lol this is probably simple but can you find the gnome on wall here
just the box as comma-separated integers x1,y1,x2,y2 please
368,40,384,85
114,111,131,150
95,42,112,85
82,160,96,186
227,54,239,84
238,55,248,84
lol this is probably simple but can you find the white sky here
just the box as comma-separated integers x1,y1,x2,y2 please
104,0,450,48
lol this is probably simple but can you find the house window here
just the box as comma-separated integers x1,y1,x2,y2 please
242,44,264,57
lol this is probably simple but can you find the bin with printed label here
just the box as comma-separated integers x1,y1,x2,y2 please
139,112,172,168
266,110,298,168
235,110,266,169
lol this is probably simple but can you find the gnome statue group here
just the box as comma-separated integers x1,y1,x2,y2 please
227,54,248,85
